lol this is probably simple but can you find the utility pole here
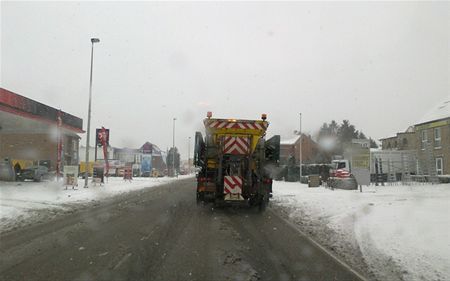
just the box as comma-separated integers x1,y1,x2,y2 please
299,113,302,184
84,38,100,188
56,110,62,182
172,118,176,177
188,136,191,174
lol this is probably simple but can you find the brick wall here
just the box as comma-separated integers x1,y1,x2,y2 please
280,135,319,165
382,133,417,150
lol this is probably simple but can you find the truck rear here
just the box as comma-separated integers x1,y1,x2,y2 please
194,112,280,210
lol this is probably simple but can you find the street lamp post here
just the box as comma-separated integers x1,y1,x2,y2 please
188,136,191,174
172,118,176,177
299,113,302,184
84,38,100,188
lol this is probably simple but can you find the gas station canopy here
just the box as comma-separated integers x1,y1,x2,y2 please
0,88,83,135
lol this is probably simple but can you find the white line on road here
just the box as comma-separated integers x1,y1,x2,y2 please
113,253,132,270
269,209,368,281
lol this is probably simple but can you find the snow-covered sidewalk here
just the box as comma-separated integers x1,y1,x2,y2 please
0,175,192,232
272,181,450,281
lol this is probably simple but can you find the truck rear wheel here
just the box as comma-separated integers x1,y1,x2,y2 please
196,192,204,204
213,198,224,208
258,193,268,212
258,198,266,212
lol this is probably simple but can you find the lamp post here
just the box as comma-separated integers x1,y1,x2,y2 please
188,136,191,174
84,38,100,188
299,113,302,184
172,118,176,177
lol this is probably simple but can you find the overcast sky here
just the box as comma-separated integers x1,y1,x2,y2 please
1,1,449,159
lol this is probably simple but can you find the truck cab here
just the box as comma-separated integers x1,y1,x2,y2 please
331,159,350,172
328,159,357,189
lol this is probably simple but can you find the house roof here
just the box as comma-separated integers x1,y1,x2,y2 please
280,134,315,145
416,96,450,126
380,126,415,141
280,136,300,145
379,135,397,141
140,141,163,155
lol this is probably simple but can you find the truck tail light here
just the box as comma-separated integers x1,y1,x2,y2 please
198,177,210,183
263,178,272,184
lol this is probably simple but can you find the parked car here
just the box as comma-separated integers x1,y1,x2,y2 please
18,166,53,182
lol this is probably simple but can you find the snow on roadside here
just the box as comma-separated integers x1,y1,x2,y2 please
0,175,193,232
272,181,450,281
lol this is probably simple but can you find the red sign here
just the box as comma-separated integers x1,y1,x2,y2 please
96,128,110,146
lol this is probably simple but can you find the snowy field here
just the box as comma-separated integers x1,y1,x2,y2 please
0,175,193,233
272,181,450,281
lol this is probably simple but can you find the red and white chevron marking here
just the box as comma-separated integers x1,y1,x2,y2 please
335,169,351,178
223,136,250,155
223,176,243,194
207,120,267,130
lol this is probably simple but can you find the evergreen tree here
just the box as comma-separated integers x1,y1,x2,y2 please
337,120,358,144
370,138,379,148
329,120,338,135
167,147,180,172
358,131,367,139
318,123,330,138
317,119,377,156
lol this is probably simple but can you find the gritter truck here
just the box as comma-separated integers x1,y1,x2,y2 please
194,112,280,210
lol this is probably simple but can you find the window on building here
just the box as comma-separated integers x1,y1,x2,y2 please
434,127,441,148
436,157,443,175
421,130,427,150
402,138,408,146
135,154,141,163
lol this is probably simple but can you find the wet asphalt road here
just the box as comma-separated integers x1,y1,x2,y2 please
0,178,364,281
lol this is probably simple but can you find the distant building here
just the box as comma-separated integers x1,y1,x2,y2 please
140,142,166,174
78,145,113,162
180,158,194,174
380,97,450,176
111,141,167,176
113,147,141,164
380,126,417,151
414,99,450,175
280,134,320,165
0,87,83,171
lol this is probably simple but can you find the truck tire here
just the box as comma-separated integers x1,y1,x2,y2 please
258,194,268,212
213,199,223,208
196,192,204,204
258,198,266,212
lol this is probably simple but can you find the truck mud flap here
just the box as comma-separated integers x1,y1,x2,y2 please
224,193,244,201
